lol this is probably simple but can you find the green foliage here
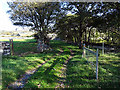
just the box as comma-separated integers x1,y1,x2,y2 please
7,2,61,42
7,2,120,45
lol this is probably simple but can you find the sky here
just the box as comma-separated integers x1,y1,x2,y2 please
0,0,21,31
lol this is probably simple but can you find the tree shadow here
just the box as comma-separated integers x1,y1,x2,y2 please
44,58,61,75
23,53,71,88
2,40,87,89
66,54,120,88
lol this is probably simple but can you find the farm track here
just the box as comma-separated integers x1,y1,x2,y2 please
7,48,64,89
55,48,75,88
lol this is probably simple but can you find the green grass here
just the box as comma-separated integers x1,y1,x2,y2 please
24,45,71,88
2,39,61,89
2,39,120,89
1,39,37,55
66,50,120,88
0,39,36,42
24,54,70,88
13,42,37,55
0,76,1,90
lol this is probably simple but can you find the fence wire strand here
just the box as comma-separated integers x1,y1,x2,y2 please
83,45,99,80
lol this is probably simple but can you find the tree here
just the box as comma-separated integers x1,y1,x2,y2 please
54,2,97,48
7,2,61,43
8,2,120,47
91,2,120,45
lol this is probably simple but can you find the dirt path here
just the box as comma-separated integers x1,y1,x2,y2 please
55,48,75,88
7,49,64,89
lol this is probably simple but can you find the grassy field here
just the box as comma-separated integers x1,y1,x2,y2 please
66,53,120,88
1,39,120,89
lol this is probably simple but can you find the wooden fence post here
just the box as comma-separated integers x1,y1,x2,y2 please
102,42,104,55
82,44,85,58
96,49,99,80
9,39,14,55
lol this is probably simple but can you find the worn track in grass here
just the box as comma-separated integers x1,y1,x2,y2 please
7,48,64,89
55,48,75,88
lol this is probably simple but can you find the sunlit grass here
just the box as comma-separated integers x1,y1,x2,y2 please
24,51,71,88
2,39,120,89
66,53,120,88
0,39,36,42
0,39,26,42
2,55,52,88
65,46,120,88
2,40,62,89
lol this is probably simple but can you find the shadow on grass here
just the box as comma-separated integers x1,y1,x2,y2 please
44,58,61,75
3,40,99,89
13,40,66,56
66,53,120,88
2,50,59,89
2,40,75,89
2,56,27,88
115,53,120,58
24,51,72,88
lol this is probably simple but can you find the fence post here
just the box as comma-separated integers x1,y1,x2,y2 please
102,42,104,55
82,44,85,58
96,49,99,80
9,39,14,55
88,45,89,49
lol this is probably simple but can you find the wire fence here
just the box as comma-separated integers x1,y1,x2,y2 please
82,44,99,80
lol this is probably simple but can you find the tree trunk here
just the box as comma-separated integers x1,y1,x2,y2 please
88,27,92,44
84,29,87,44
78,23,83,49
107,29,110,44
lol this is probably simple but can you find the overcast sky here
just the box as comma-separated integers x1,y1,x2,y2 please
0,0,21,31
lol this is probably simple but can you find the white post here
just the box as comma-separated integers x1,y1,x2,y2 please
82,44,85,58
96,49,98,80
102,42,104,55
88,45,89,49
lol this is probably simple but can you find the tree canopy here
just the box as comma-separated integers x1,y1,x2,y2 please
7,2,120,46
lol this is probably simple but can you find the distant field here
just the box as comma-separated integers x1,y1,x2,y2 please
0,37,34,41
0,38,36,42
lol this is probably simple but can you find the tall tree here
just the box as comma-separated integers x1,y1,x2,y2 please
55,2,97,48
7,2,61,43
